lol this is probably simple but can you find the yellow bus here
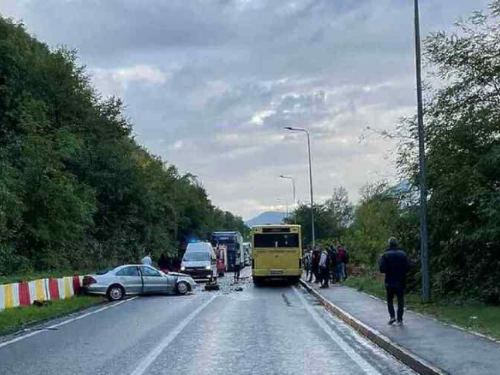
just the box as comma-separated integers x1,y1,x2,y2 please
251,224,302,284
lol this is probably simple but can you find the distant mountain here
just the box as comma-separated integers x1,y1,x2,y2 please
245,211,287,227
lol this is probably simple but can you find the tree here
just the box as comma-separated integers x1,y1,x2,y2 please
0,17,247,275
285,186,353,246
324,186,354,240
396,1,500,301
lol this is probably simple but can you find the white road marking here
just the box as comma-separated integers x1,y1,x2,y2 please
0,297,138,349
129,294,218,375
292,287,382,375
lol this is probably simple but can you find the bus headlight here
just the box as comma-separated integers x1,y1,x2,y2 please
180,266,185,271
205,265,211,270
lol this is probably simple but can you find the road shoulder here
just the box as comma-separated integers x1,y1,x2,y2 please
0,296,106,341
300,278,500,375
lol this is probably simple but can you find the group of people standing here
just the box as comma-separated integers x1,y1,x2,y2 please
304,237,411,326
304,244,349,289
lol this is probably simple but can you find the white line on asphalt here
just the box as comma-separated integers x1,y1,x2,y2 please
0,297,138,349
292,287,382,375
129,294,218,375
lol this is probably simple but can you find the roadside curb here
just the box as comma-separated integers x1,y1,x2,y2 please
299,279,448,375
0,297,108,341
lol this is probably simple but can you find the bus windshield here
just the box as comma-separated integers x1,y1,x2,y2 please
254,233,299,248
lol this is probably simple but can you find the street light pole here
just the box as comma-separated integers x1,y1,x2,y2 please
285,127,315,247
414,0,430,302
279,175,296,208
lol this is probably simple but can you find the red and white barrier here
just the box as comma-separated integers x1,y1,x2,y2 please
0,276,82,311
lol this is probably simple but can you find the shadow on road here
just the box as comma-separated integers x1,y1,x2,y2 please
252,279,300,288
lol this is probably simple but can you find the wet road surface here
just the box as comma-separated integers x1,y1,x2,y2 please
0,270,415,375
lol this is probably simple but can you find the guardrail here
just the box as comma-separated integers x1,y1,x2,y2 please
0,276,83,311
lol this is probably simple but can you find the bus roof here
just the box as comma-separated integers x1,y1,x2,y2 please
251,224,301,229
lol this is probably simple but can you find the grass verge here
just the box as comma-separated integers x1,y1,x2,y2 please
0,296,104,336
345,275,500,341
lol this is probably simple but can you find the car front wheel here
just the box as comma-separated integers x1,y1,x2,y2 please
107,285,125,301
176,281,189,295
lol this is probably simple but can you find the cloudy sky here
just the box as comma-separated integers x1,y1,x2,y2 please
0,0,490,220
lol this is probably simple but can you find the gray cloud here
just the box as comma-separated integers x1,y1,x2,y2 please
0,0,491,219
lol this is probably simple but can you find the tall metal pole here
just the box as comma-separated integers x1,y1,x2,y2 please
414,0,430,302
305,131,316,248
285,127,315,247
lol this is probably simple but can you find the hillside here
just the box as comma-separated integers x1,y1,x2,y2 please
245,212,287,227
0,17,246,274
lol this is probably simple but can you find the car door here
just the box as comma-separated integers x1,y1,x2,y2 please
140,266,168,294
115,266,143,294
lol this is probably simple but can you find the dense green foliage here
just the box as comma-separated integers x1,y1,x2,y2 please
0,17,247,275
402,3,500,302
289,2,500,303
285,187,353,246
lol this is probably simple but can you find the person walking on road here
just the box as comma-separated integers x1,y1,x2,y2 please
234,253,241,282
379,237,411,326
141,252,153,266
319,248,330,288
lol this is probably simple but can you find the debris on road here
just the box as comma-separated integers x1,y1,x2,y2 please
33,300,52,308
204,283,220,291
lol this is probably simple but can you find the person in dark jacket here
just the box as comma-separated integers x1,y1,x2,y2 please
158,253,169,273
342,245,350,280
311,248,321,283
328,246,339,283
336,245,346,282
379,237,411,325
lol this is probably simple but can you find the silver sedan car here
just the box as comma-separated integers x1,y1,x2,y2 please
83,265,197,301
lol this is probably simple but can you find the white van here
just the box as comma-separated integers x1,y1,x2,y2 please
180,242,217,282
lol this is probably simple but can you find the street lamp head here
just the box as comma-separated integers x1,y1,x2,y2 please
285,126,308,133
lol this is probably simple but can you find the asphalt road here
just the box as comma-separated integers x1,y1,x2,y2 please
0,270,415,375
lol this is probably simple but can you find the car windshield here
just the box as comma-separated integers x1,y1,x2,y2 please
183,252,210,262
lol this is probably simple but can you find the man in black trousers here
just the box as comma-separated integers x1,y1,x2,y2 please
379,237,411,326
